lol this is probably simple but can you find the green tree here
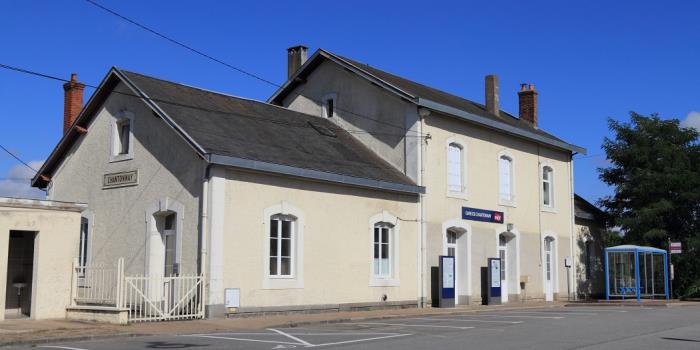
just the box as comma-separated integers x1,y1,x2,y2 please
599,112,700,297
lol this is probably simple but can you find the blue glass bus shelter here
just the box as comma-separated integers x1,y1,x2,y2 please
605,245,669,301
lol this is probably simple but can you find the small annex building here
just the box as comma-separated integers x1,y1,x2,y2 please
0,197,85,320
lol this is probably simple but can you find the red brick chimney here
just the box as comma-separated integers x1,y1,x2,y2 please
518,83,538,127
63,73,85,135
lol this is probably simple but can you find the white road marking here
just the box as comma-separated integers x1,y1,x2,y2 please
308,333,412,348
269,328,314,346
408,317,523,324
182,334,302,346
350,322,474,330
562,308,628,312
498,311,598,316
285,332,403,335
470,314,564,319
37,347,89,350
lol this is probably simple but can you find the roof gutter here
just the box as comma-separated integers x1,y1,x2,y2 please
418,98,587,154
207,154,425,195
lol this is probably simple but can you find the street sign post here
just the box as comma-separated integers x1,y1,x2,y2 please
670,242,682,254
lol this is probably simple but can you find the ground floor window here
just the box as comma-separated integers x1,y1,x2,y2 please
373,223,393,278
269,215,296,277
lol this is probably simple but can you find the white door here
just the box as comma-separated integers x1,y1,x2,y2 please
499,234,508,303
446,230,458,302
544,237,554,301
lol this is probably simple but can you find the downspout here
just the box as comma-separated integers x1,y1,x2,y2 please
200,161,212,309
568,152,578,300
417,107,431,308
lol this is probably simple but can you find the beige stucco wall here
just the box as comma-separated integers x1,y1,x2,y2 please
0,199,84,320
219,169,420,308
423,114,575,303
48,82,205,275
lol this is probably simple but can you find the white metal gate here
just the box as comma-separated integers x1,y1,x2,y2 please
72,257,205,322
121,274,205,322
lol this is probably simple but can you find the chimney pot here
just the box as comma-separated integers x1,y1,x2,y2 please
518,82,538,127
485,75,499,117
287,45,308,79
63,73,85,135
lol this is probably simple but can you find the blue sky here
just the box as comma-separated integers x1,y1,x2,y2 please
1,0,699,203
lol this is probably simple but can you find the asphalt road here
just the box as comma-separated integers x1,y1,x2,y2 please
14,305,700,350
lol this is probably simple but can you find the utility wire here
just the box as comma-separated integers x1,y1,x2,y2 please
0,63,424,139
82,0,427,136
0,144,38,173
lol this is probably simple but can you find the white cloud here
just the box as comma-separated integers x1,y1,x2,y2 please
680,111,700,130
0,160,46,199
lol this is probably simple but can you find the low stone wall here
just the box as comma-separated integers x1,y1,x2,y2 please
66,306,129,324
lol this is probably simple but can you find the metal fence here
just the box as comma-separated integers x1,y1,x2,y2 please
71,257,204,322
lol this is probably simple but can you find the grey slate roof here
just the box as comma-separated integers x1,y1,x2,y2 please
118,71,419,191
269,49,585,154
574,194,606,223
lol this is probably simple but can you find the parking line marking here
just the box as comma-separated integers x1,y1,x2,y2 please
350,322,475,329
470,314,564,319
563,309,628,312
269,328,314,346
408,317,523,324
498,311,598,316
309,333,412,348
38,347,89,350
182,334,302,346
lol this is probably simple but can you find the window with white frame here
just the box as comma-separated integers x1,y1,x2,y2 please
499,155,513,202
447,143,464,193
542,166,554,207
322,93,337,119
78,217,89,276
269,214,296,277
373,222,393,278
111,111,134,161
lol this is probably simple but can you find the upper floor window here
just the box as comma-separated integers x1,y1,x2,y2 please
373,222,393,278
447,143,464,193
269,214,296,277
322,93,337,119
542,166,554,207
499,155,514,202
110,111,134,162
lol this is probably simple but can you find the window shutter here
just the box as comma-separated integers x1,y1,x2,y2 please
448,144,462,192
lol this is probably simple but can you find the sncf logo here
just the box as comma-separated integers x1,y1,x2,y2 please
493,212,503,223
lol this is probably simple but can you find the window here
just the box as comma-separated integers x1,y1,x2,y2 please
447,143,463,193
163,213,177,276
446,230,457,257
269,215,296,277
542,166,554,207
373,223,393,277
499,155,513,202
111,111,134,161
322,93,337,119
117,119,130,155
78,217,89,276
499,234,507,282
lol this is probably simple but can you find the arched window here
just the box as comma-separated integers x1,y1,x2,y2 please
542,166,554,207
499,155,513,202
269,214,297,277
447,143,464,193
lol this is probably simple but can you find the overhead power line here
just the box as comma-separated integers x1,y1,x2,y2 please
82,0,427,136
0,144,38,173
0,63,423,139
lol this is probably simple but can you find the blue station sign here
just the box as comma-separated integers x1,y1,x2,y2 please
461,207,504,224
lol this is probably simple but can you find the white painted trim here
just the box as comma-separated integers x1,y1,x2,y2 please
109,110,134,163
208,170,226,304
540,161,556,211
542,231,559,299
497,149,516,207
445,136,468,200
369,211,401,287
262,201,305,289
145,197,185,278
495,226,520,301
441,219,472,301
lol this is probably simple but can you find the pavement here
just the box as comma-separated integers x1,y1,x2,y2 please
1,301,698,349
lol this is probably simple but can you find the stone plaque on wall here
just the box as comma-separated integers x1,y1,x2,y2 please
103,170,138,189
